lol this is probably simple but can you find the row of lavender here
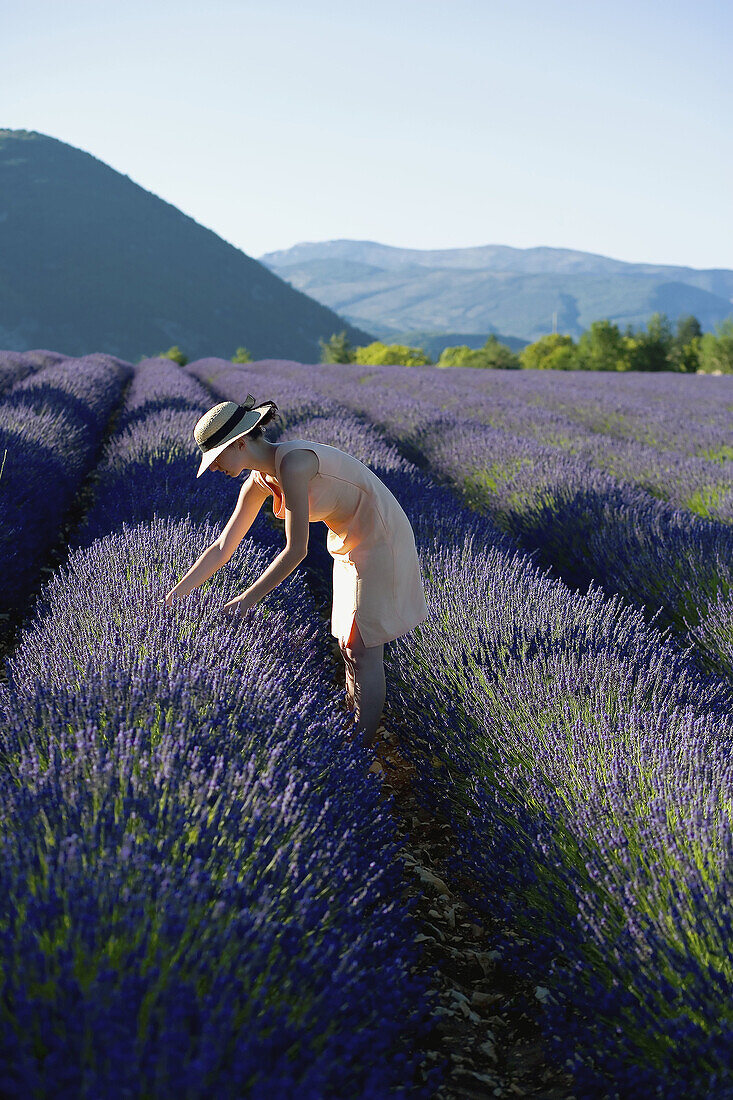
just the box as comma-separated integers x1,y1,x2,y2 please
0,351,132,626
0,349,70,396
341,362,733,519
0,357,439,1098
188,356,733,1097
242,361,733,684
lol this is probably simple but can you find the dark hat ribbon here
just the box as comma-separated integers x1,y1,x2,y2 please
200,394,257,452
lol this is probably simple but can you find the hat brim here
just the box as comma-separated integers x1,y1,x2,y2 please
195,407,267,477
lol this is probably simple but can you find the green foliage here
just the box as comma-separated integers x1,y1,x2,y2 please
664,319,699,374
353,341,433,366
437,334,520,370
624,312,674,372
675,313,703,346
576,320,633,372
519,333,577,371
509,312,707,373
669,332,701,373
476,334,521,369
437,344,477,367
685,483,732,517
231,346,253,363
157,345,188,366
319,330,356,364
698,316,733,374
701,444,733,462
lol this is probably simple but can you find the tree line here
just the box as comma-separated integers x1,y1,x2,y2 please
144,314,733,373
318,313,733,373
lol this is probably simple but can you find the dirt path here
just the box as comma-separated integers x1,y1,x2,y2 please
365,720,575,1099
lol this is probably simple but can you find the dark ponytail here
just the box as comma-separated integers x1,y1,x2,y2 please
247,400,282,439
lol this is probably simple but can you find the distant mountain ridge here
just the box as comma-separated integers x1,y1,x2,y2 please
0,130,373,361
259,239,733,342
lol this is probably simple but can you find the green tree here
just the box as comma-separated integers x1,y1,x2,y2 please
673,335,701,373
353,341,433,366
699,316,733,373
675,313,703,345
519,333,577,370
437,344,478,367
669,314,702,373
479,334,522,369
438,335,520,369
626,312,674,371
319,330,356,363
158,345,188,366
576,320,634,371
232,346,253,363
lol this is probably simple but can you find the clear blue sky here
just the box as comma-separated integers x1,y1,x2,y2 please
3,0,731,269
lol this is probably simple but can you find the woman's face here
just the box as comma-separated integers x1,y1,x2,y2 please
210,438,249,478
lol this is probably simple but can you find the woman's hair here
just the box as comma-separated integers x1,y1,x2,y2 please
247,400,282,440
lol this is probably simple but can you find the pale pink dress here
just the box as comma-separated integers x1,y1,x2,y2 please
251,439,429,648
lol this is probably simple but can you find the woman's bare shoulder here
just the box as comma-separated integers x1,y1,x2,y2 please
279,446,319,481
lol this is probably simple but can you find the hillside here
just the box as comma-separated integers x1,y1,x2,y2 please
0,130,373,361
258,238,733,342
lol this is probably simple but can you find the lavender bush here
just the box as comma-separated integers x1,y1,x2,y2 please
0,349,68,396
0,353,132,616
70,357,227,548
0,521,435,1098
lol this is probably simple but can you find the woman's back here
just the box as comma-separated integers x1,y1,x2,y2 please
253,438,411,556
251,437,428,649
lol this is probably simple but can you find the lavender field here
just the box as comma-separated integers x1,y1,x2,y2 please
2,349,733,1099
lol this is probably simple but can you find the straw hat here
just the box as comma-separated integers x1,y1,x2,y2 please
193,395,269,477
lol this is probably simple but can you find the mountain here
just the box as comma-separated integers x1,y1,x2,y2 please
0,130,374,361
258,239,733,342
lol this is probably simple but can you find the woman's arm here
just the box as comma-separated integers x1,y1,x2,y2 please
167,542,227,601
232,544,307,606
166,473,268,601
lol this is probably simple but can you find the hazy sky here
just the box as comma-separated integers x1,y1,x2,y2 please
3,0,731,269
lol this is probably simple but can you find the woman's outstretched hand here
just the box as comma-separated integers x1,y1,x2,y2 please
222,593,256,618
160,590,256,616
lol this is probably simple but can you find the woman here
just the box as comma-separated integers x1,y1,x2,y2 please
164,396,429,749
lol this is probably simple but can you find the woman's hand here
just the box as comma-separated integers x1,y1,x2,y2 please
222,592,257,618
162,591,175,608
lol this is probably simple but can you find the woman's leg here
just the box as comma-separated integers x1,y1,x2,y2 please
340,619,385,748
344,659,356,712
